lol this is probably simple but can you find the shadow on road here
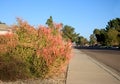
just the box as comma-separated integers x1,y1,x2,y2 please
73,46,120,51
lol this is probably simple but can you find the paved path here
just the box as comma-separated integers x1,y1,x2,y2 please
66,49,120,84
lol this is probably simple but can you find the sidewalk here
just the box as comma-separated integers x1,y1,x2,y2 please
66,49,120,84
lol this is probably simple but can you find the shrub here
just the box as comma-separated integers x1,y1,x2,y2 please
0,18,72,81
0,33,17,53
0,52,31,81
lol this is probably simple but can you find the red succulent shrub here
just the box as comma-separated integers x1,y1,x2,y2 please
0,18,72,80
37,24,72,77
0,32,17,53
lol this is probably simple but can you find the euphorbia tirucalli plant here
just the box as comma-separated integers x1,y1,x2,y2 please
0,18,72,80
0,33,17,53
37,25,72,77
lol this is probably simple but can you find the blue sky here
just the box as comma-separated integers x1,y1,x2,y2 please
0,0,120,40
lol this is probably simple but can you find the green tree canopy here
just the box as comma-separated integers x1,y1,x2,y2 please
107,29,119,46
106,18,120,32
76,36,88,46
46,16,54,28
93,18,120,47
106,18,120,46
93,29,107,45
62,25,79,42
89,34,97,46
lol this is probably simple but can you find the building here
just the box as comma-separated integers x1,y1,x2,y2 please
0,24,12,35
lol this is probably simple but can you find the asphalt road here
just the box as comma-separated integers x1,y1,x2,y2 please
79,48,120,75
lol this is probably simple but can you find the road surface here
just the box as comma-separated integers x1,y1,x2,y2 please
79,48,120,76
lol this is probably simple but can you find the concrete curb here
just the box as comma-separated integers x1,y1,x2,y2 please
87,55,120,81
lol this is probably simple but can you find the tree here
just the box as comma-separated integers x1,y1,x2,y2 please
46,16,54,28
76,36,88,46
93,29,100,42
107,29,119,46
89,34,97,46
93,18,120,47
106,18,120,32
93,29,107,45
106,18,120,47
62,25,79,42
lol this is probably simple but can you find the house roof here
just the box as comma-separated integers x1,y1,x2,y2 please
0,24,11,31
0,24,8,29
